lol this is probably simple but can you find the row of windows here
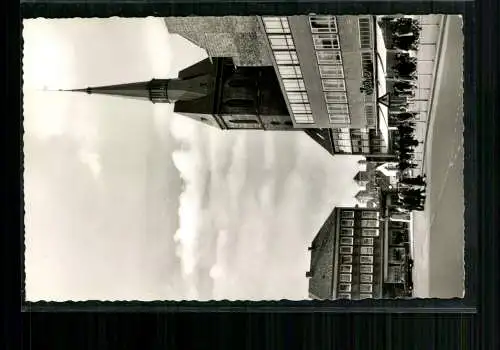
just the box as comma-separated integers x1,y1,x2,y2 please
263,18,314,126
319,65,344,79
268,34,295,50
339,273,373,283
309,15,338,34
337,293,372,300
274,50,299,65
329,114,350,124
358,18,372,49
322,79,345,91
264,15,338,35
341,228,379,237
317,51,343,65
283,79,306,91
263,17,290,34
341,219,380,228
340,237,374,246
340,264,374,274
340,245,374,255
341,211,379,219
308,18,350,125
338,282,373,293
365,104,376,126
278,65,302,79
340,254,374,265
294,114,314,123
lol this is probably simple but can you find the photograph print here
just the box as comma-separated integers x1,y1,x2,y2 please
23,14,464,302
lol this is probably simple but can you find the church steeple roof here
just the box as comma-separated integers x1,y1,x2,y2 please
63,81,153,101
63,75,215,104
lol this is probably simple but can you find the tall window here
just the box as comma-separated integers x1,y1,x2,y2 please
337,293,351,299
309,15,337,33
274,51,299,65
339,274,352,283
341,255,353,264
313,34,340,50
360,246,374,255
278,65,303,78
340,219,354,227
325,91,348,104
341,210,354,218
316,51,343,64
322,79,346,91
361,219,379,228
327,104,349,115
361,237,374,246
283,79,306,91
360,265,373,274
340,264,352,273
263,17,290,34
286,91,309,103
360,274,373,283
340,237,354,245
269,35,295,50
341,228,354,236
290,103,312,114
365,104,376,126
360,283,373,293
340,246,353,254
319,65,344,78
360,255,374,264
329,115,350,124
358,18,372,49
294,114,314,124
338,283,352,292
361,211,378,219
362,229,379,237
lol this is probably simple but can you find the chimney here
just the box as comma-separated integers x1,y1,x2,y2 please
306,271,313,278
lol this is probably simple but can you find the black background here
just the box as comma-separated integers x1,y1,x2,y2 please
2,0,497,348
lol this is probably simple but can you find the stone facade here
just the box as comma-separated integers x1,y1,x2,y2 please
164,16,273,67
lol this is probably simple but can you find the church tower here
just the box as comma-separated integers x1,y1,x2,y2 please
66,56,336,155
67,57,297,131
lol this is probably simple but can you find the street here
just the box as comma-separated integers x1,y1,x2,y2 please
413,15,464,298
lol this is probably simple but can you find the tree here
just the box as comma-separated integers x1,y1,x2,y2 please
390,18,422,38
393,35,419,51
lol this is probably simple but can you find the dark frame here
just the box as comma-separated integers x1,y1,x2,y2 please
14,0,482,317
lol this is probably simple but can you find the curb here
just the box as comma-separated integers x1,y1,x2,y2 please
420,15,449,173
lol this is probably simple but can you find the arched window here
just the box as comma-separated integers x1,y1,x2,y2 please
228,79,252,88
225,99,254,108
230,119,259,124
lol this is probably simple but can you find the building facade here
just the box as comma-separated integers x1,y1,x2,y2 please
67,15,399,158
259,15,391,156
307,207,384,300
380,190,414,298
307,202,414,300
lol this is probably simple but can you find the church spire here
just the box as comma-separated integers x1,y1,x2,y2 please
63,75,215,104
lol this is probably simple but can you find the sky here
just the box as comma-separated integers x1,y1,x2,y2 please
23,18,365,301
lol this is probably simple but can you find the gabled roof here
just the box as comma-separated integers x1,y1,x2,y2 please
307,208,338,300
304,129,335,156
